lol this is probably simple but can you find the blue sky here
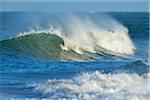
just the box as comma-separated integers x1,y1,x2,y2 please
0,0,149,12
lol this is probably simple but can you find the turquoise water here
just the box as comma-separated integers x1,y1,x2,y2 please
0,12,149,99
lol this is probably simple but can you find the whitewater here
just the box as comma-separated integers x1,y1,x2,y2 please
35,71,150,100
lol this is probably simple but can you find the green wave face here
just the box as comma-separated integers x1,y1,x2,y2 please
0,33,64,60
0,33,97,61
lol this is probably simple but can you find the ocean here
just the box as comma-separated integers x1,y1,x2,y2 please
0,12,149,99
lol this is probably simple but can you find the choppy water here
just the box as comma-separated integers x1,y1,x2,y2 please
0,12,149,99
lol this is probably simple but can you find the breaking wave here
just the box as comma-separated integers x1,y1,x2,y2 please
0,14,136,61
33,60,150,99
35,71,150,99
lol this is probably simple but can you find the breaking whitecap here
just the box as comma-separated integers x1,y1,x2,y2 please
35,71,150,100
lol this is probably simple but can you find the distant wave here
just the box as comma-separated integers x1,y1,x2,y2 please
116,60,150,75
0,14,136,61
35,70,150,99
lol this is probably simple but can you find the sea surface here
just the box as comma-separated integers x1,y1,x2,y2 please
0,12,149,99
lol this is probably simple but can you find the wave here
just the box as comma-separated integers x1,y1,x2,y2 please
0,14,136,61
33,60,150,99
34,71,150,99
116,60,150,75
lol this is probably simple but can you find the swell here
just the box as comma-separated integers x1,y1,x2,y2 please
116,60,150,75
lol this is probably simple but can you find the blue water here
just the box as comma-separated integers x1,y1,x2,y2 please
0,12,149,99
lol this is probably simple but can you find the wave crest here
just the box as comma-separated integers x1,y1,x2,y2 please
59,14,135,55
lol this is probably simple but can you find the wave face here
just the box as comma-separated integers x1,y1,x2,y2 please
35,71,150,99
0,33,64,60
0,13,136,61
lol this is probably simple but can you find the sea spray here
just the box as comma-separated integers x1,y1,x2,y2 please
1,13,136,60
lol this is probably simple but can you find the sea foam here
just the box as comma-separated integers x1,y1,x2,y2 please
35,71,150,100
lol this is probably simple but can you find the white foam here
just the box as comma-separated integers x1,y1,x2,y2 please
59,14,135,55
35,71,150,100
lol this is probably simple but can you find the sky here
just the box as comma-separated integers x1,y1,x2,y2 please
0,0,149,12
